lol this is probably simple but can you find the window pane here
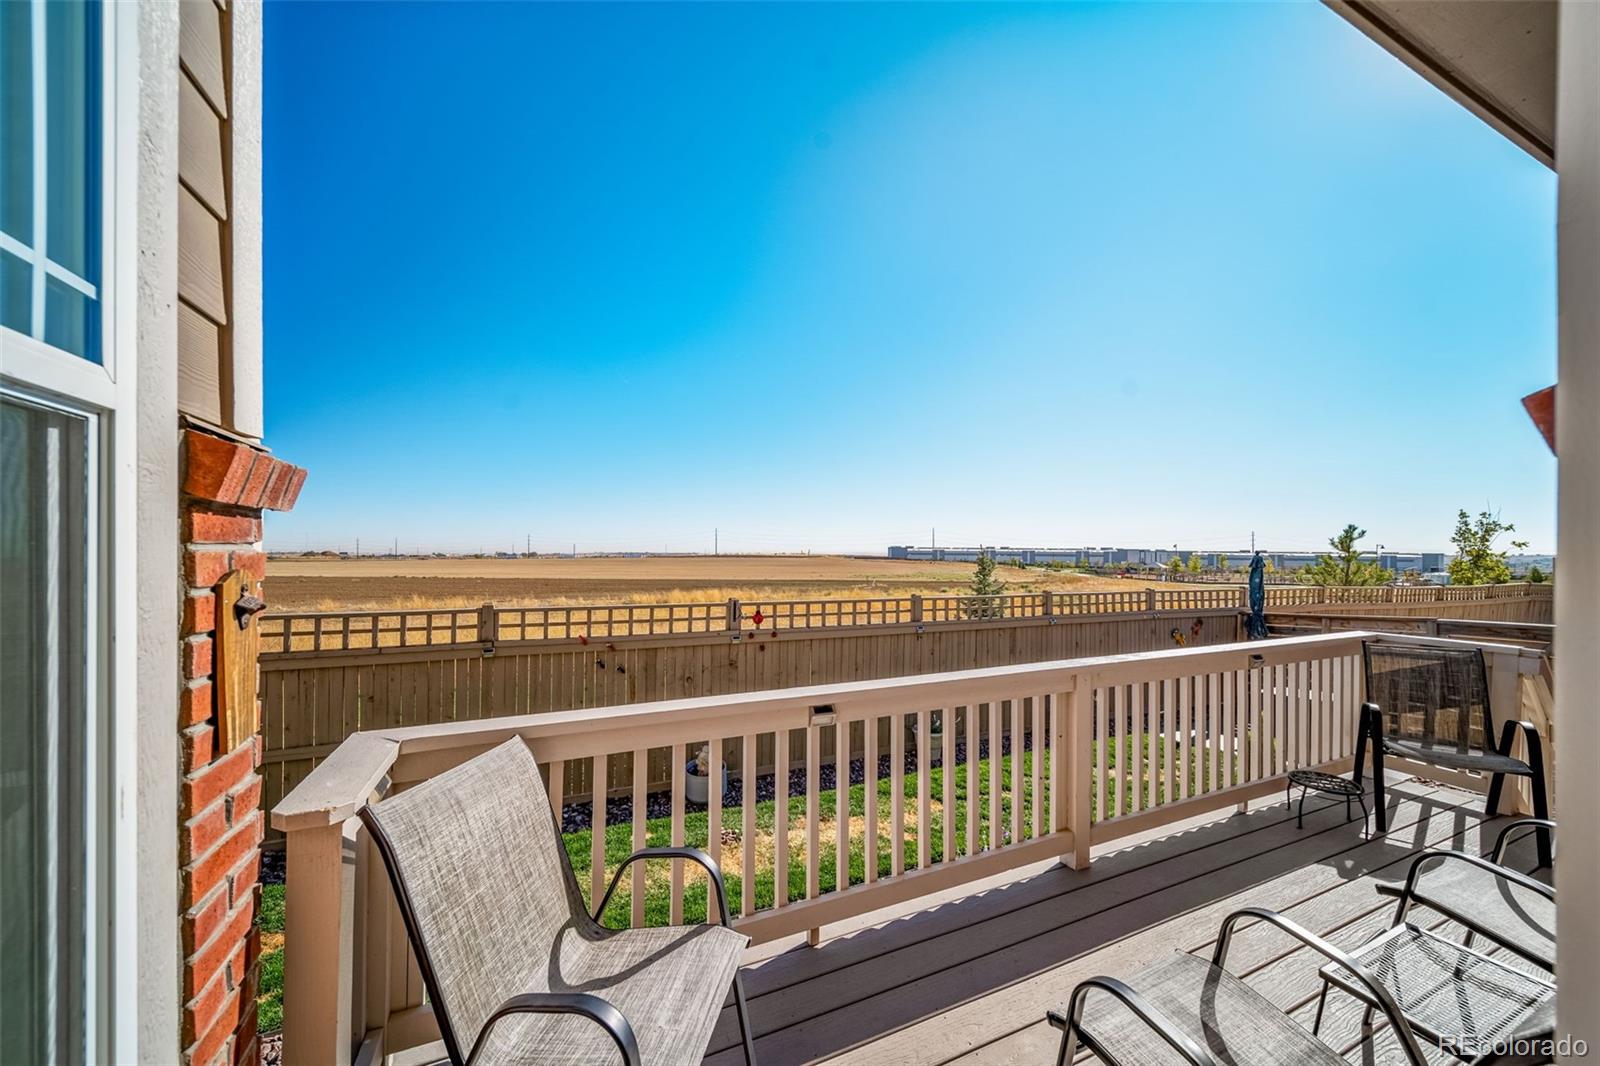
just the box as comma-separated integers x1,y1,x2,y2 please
1,248,28,335
0,0,31,245
46,0,100,285
43,274,98,363
0,394,90,1064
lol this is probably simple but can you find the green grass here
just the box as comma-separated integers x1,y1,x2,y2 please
258,883,285,1033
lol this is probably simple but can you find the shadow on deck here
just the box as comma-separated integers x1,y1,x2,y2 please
705,776,1533,1065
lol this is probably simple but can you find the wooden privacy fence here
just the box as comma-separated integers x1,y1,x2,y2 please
269,630,1546,1066
257,583,1552,652
257,583,1553,824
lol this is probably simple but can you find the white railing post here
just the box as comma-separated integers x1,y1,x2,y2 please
1058,684,1092,869
284,820,357,1066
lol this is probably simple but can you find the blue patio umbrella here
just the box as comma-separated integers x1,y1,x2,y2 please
1246,552,1269,639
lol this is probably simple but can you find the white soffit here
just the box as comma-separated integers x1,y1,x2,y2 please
1325,0,1556,168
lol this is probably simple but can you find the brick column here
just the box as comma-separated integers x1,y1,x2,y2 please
180,427,305,1066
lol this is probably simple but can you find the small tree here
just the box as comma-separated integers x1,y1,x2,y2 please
1448,509,1527,585
1166,556,1184,575
1186,553,1203,574
1300,524,1392,586
1216,553,1229,573
967,549,1007,618
1528,565,1548,583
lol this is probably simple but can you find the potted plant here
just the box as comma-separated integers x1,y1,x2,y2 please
685,743,728,805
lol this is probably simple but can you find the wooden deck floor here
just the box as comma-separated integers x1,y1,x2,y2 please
703,776,1546,1065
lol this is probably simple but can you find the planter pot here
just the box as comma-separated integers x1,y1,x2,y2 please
686,765,729,805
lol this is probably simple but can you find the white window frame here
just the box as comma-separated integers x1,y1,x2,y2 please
0,3,139,1062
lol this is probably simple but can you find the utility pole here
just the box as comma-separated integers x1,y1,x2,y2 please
571,542,577,558
714,528,719,556
931,527,936,551
526,533,530,555
393,537,398,557
355,537,360,559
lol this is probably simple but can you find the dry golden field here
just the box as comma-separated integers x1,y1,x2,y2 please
263,554,1186,612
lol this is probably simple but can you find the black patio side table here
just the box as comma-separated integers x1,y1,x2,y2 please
1286,769,1368,832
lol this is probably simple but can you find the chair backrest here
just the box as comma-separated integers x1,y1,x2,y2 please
1362,640,1495,755
360,738,587,1065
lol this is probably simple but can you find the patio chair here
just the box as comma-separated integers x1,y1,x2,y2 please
358,737,758,1066
1355,641,1551,867
1312,844,1556,1064
1048,907,1432,1066
1373,818,1556,970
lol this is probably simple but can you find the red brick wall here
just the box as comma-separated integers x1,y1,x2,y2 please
180,427,304,1066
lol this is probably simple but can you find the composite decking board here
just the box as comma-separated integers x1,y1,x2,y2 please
730,774,1338,1001
705,782,1482,1062
870,793,1504,1062
707,777,1478,1056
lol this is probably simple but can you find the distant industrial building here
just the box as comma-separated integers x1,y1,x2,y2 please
887,545,1447,574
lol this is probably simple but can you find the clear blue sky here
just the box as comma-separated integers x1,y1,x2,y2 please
263,1,1557,556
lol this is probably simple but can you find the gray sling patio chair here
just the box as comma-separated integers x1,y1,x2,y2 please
359,737,758,1066
1355,641,1551,867
1048,907,1433,1066
1312,843,1557,1064
1372,818,1556,970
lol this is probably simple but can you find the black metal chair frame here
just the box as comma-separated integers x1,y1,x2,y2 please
1048,907,1431,1066
1310,846,1557,1062
359,812,758,1066
1354,642,1551,867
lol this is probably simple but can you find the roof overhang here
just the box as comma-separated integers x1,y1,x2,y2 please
1324,0,1556,168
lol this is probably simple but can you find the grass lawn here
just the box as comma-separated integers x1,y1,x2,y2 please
254,732,1239,1032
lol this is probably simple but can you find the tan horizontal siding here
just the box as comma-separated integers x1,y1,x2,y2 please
179,75,227,220
179,1,228,119
177,299,223,419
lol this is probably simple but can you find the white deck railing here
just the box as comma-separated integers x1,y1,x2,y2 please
270,631,1543,1066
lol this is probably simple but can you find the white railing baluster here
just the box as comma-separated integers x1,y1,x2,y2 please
806,723,820,901
1177,678,1191,801
707,737,722,923
1208,672,1222,793
591,754,607,916
774,728,789,908
864,715,879,883
889,711,907,873
835,720,850,891
917,709,931,868
631,748,647,927
968,705,981,857
1161,678,1175,805
742,733,757,918
1030,694,1044,835
1010,700,1024,842
1111,688,1125,818
669,741,685,925
989,700,1002,847
944,705,958,858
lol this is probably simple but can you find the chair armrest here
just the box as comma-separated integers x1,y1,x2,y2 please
1048,976,1219,1066
1496,718,1544,765
1492,818,1557,865
595,846,733,929
1396,849,1555,909
466,991,640,1066
1212,907,1428,1066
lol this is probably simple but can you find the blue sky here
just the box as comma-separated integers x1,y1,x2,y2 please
263,1,1557,556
